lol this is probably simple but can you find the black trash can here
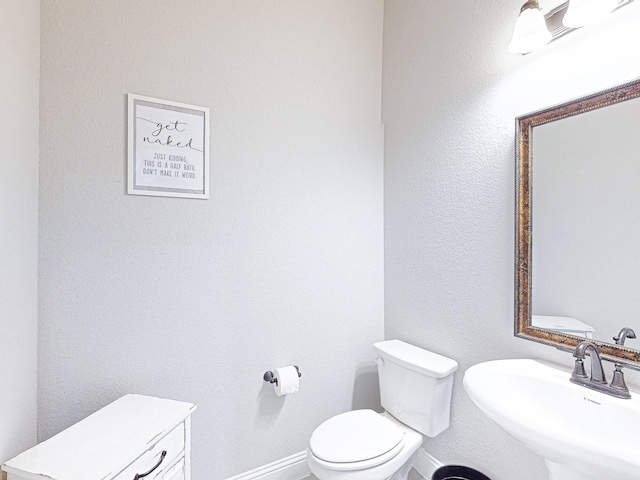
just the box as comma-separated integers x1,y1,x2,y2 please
432,465,491,480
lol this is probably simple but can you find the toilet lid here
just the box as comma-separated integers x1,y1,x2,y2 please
309,410,404,464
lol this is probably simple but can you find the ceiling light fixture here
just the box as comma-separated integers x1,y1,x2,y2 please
562,0,620,28
509,0,631,54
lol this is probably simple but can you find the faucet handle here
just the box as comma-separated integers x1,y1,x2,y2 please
571,358,588,380
609,364,632,399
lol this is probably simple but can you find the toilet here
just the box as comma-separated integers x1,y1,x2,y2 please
307,339,458,480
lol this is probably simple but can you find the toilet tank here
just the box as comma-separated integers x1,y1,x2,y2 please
373,340,458,437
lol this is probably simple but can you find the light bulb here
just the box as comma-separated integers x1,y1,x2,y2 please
509,1,552,54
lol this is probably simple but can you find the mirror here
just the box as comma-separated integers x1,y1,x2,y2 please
515,77,640,365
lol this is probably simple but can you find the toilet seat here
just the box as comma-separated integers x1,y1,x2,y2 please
307,411,425,480
308,440,405,472
309,410,404,469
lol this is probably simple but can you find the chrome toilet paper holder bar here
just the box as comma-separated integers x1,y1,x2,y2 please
263,366,301,385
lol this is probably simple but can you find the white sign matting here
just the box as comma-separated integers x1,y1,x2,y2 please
128,94,210,199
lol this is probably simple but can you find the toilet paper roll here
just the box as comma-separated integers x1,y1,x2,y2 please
273,366,299,396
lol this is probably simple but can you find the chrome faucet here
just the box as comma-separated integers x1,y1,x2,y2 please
614,327,636,346
570,341,631,399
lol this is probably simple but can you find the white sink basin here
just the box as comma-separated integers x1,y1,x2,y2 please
464,359,640,480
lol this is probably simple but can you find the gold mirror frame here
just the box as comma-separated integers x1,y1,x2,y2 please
515,77,640,365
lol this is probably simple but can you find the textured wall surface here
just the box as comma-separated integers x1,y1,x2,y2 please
382,1,640,479
37,1,640,478
38,2,384,478
0,0,39,464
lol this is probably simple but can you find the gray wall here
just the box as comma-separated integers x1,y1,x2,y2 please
0,0,39,463
382,1,640,479
31,2,640,479
38,2,384,478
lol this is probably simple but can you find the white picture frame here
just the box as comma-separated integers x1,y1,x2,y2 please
128,94,210,199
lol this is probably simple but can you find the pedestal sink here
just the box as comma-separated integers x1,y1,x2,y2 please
464,359,639,480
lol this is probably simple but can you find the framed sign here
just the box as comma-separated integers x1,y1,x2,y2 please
128,94,210,199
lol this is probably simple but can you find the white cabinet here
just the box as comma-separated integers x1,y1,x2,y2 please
1,394,196,480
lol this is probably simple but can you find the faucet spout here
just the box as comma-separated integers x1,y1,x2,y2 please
572,341,606,384
614,327,637,346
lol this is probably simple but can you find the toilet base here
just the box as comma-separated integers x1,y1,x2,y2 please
387,452,416,480
308,449,419,480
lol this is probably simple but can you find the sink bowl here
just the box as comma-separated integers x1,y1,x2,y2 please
464,359,640,480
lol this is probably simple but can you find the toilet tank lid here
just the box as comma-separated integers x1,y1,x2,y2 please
373,340,458,378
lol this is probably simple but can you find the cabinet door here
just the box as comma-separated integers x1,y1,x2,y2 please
162,457,184,480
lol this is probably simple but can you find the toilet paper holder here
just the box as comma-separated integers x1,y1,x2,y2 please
263,366,302,385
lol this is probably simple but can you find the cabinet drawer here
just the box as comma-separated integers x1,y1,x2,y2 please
113,422,185,480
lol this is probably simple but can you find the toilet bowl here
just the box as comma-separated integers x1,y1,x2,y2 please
307,410,423,480
307,340,458,480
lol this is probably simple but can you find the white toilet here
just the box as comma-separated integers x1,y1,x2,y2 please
307,339,458,480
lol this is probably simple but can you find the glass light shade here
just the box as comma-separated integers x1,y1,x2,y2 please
562,0,619,28
508,4,552,54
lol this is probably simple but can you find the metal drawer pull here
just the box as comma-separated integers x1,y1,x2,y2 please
134,450,167,479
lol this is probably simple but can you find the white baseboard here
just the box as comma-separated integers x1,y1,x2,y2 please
412,447,443,480
225,451,310,480
224,447,440,480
